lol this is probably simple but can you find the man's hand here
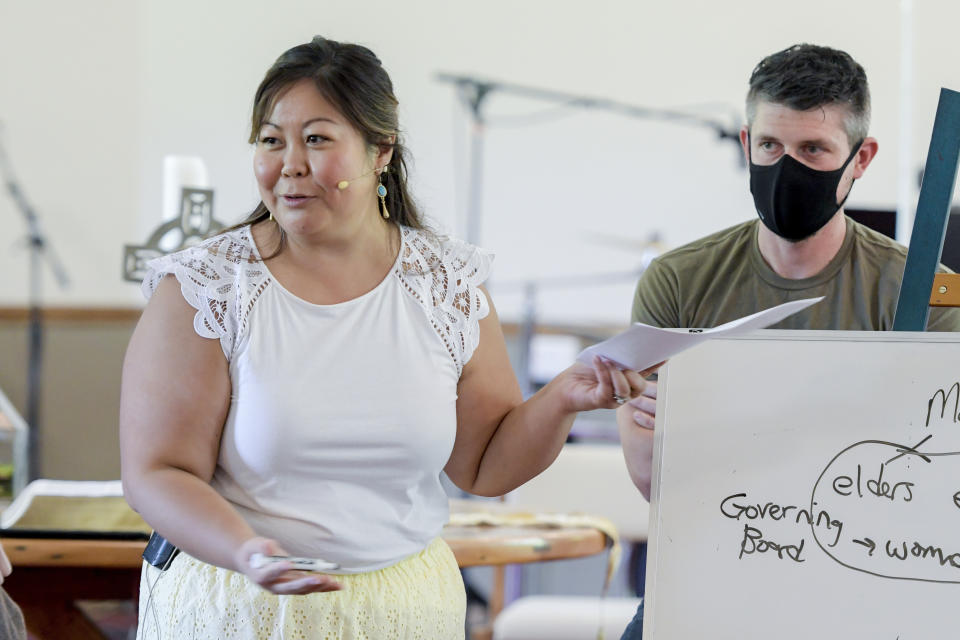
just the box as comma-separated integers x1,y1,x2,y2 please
616,362,663,501
626,379,657,428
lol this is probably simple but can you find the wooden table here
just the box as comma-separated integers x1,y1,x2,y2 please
1,520,608,639
2,538,144,640
447,522,606,567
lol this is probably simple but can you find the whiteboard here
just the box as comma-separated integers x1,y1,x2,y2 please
645,330,960,640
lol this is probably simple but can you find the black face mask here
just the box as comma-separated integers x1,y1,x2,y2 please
749,139,862,242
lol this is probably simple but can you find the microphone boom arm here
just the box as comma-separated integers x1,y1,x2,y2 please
435,72,741,141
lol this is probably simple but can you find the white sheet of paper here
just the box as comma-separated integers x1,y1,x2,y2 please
576,297,823,371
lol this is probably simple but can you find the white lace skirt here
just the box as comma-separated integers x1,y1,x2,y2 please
136,537,465,640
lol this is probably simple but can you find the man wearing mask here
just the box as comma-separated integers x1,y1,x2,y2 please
617,43,960,640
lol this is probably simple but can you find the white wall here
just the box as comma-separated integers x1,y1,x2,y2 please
0,0,139,305
1,0,958,324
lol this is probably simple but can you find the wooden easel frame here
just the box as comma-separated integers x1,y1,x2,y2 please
893,87,960,330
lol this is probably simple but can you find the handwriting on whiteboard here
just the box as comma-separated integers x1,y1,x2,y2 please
717,381,960,583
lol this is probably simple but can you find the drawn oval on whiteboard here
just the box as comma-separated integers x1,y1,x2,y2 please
810,440,960,583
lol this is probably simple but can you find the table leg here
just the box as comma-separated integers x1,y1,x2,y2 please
468,565,506,640
489,565,505,618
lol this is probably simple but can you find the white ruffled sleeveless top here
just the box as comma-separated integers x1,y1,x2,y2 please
142,224,493,572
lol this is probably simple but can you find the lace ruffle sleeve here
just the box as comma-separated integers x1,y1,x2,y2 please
141,230,266,361
399,228,494,375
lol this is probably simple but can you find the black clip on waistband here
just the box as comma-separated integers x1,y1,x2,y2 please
143,531,181,571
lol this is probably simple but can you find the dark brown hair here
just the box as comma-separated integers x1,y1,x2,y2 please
229,36,424,251
746,44,871,146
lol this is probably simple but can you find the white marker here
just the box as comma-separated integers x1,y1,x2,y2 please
249,553,340,572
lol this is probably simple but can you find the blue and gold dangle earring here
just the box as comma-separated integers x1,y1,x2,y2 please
377,168,390,219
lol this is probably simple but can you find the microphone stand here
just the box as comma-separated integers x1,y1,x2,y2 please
0,132,70,482
436,72,743,246
439,77,491,247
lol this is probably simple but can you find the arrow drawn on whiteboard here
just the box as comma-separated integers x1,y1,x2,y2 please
885,434,934,466
853,537,877,556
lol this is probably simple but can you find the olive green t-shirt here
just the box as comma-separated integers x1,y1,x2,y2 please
631,216,960,331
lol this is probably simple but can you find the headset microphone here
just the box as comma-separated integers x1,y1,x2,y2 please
336,166,382,190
